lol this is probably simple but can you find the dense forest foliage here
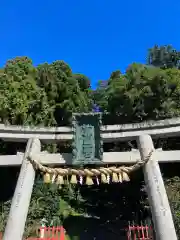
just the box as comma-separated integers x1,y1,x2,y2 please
0,45,180,239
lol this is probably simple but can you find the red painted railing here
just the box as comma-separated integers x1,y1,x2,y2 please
26,226,65,240
1,224,154,239
127,225,153,240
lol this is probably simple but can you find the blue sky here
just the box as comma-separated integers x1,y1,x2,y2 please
1,0,180,89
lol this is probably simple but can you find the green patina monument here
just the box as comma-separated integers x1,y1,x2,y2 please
72,113,103,165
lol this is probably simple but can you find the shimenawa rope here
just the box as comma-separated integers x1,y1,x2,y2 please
28,150,153,185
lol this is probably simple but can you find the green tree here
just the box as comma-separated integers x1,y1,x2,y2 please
72,73,90,91
0,58,53,126
148,45,180,69
96,63,180,124
37,61,92,125
165,177,180,236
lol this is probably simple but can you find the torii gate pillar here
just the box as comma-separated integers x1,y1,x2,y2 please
3,138,41,240
137,135,177,240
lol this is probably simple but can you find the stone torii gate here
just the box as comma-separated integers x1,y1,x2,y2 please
1,114,179,240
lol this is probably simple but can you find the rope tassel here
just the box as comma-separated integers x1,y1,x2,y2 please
122,171,130,182
112,172,119,183
56,175,64,185
101,173,107,183
86,176,94,185
44,173,51,183
70,174,78,184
